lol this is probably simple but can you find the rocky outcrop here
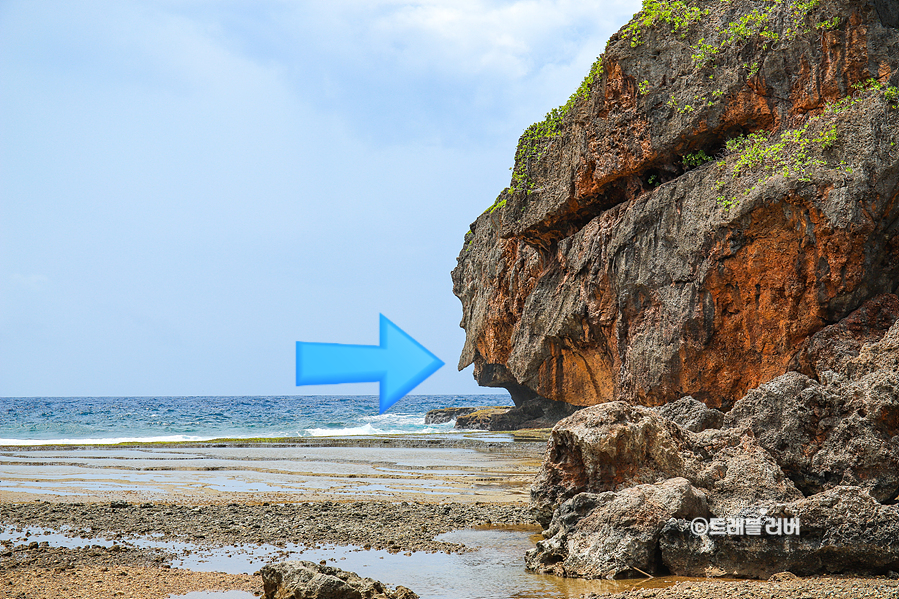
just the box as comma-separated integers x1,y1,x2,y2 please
525,478,709,579
660,486,899,578
723,368,899,502
424,407,482,424
451,0,899,582
260,561,418,599
529,401,801,527
528,320,899,579
453,396,580,431
453,0,899,411
654,397,724,433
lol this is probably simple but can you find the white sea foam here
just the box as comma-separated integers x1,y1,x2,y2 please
0,435,209,446
305,415,455,437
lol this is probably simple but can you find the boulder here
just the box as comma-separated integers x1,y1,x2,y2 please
660,486,899,579
530,402,801,526
530,402,692,525
260,561,418,599
724,370,899,502
686,427,803,517
654,397,724,433
525,477,709,579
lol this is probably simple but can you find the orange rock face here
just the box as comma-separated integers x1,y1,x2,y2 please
453,0,899,409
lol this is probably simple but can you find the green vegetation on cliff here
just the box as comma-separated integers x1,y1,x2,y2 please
715,79,898,208
505,56,604,199
481,0,898,220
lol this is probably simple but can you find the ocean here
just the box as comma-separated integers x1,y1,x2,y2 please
0,394,511,445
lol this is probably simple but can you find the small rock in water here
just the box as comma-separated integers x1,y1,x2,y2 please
260,561,418,599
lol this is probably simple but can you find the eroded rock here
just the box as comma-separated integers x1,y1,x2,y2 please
530,402,692,525
660,486,899,579
526,478,709,579
260,561,418,599
529,327,897,579
654,397,724,433
453,0,899,411
845,319,899,379
724,369,899,502
454,396,580,431
423,407,480,424
530,402,801,529
456,0,899,582
791,294,899,379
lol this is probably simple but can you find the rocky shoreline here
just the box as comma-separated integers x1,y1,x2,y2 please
525,316,899,581
449,0,899,589
4,496,899,599
1,499,534,598
1,500,533,555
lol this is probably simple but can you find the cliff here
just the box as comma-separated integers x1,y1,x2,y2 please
453,0,899,410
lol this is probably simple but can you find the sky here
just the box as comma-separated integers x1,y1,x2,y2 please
0,0,642,398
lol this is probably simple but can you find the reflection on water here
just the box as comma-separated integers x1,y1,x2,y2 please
2,524,688,599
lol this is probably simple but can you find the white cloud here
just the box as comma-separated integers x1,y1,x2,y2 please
366,0,610,75
181,0,644,144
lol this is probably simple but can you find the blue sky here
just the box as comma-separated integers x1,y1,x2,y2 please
0,0,641,397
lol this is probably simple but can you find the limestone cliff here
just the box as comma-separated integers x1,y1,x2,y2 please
453,0,899,410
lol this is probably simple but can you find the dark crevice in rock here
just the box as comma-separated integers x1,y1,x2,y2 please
521,127,745,251
515,178,633,248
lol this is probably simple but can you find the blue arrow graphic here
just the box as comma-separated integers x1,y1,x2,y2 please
296,314,444,413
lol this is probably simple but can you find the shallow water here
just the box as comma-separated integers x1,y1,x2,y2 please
1,524,688,599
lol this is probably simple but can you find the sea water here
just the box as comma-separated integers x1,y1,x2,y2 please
0,395,510,445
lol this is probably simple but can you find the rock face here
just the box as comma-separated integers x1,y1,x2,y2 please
452,0,899,411
424,407,481,424
526,478,709,579
654,397,724,433
527,320,899,579
660,486,899,579
260,561,418,599
453,396,580,430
